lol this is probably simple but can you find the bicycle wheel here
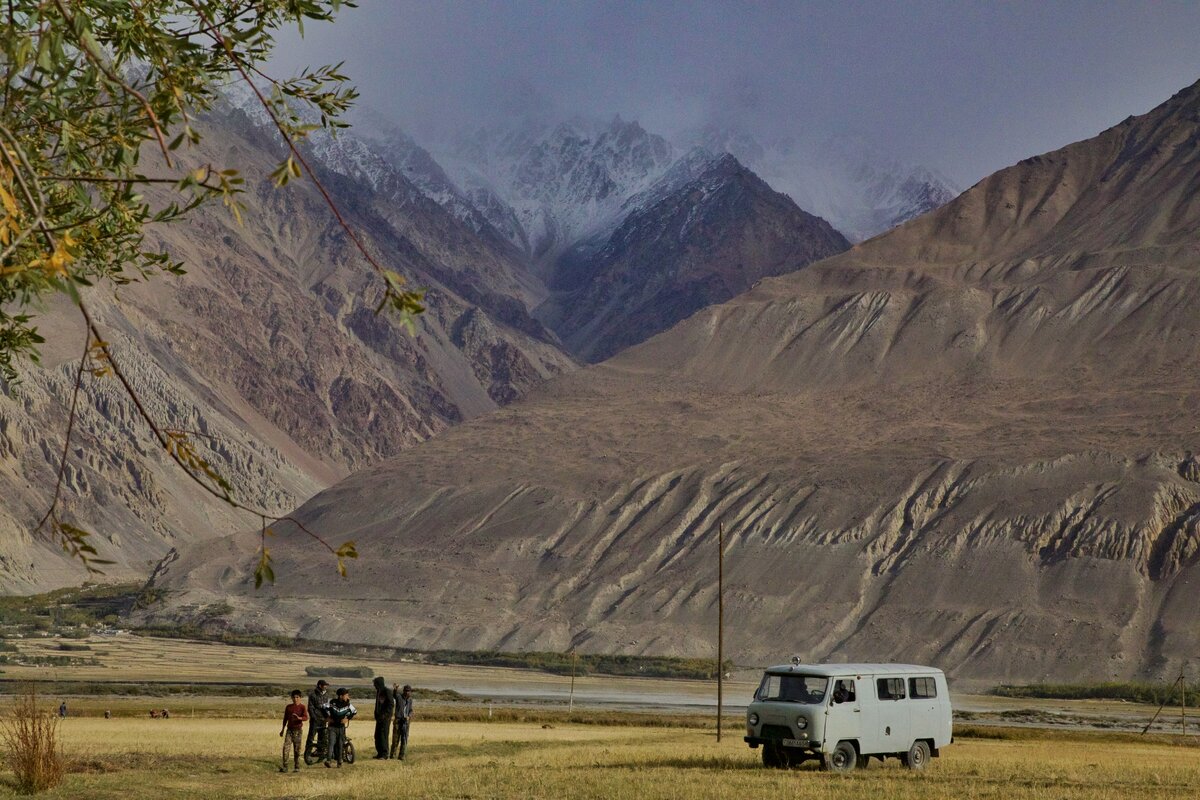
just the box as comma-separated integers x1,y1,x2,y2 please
343,739,355,764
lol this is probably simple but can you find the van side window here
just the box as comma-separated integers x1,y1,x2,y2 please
832,679,856,703
876,677,906,700
758,675,780,701
909,677,937,699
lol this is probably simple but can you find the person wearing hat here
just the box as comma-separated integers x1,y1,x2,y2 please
305,679,331,763
389,684,414,760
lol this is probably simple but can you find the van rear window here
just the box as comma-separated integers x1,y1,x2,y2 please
876,677,905,700
909,677,937,698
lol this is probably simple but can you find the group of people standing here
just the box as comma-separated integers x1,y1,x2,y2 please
280,677,414,772
370,676,415,760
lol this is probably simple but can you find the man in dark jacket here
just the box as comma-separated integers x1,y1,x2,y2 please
372,675,395,759
390,684,414,760
306,680,331,761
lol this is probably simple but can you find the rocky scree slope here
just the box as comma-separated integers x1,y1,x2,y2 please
136,79,1200,684
0,106,574,592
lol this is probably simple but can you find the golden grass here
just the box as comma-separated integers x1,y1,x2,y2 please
0,718,1194,799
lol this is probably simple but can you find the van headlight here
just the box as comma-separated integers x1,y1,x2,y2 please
795,716,808,730
748,712,759,726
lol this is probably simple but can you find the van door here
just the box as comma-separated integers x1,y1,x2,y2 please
907,675,941,746
873,676,910,754
822,677,861,751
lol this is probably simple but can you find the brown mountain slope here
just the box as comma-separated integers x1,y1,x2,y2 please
139,81,1200,684
0,108,574,592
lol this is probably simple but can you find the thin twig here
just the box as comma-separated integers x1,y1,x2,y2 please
40,171,214,187
33,328,91,532
164,0,257,40
76,302,339,556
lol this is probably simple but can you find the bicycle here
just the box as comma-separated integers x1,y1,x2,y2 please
304,721,356,765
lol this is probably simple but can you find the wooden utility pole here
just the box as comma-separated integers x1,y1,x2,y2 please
1141,668,1188,735
1181,665,1187,735
717,521,724,743
568,649,577,716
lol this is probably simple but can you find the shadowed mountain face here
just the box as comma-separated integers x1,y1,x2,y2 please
688,128,961,243
540,154,850,362
137,79,1200,685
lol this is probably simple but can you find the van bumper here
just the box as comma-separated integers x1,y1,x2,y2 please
744,736,821,753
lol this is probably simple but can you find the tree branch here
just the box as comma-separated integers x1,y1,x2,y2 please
186,2,391,285
33,327,91,532
51,0,174,168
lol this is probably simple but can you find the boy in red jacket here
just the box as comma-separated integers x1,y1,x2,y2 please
280,690,309,772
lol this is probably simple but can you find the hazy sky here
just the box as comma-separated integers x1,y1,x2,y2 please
271,1,1200,185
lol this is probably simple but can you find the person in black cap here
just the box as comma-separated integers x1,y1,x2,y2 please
306,679,331,762
372,676,395,759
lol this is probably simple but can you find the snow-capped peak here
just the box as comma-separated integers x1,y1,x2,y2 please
680,125,960,242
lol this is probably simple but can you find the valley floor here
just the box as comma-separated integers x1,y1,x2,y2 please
4,634,1198,735
1,719,1197,800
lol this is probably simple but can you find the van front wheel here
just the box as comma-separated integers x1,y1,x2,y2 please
822,741,857,773
762,744,782,768
902,740,930,770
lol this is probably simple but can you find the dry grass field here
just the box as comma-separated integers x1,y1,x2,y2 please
0,718,1195,799
0,636,1197,797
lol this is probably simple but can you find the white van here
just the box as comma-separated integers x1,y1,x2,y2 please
744,661,952,772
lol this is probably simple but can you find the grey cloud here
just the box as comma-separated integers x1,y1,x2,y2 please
269,1,1200,185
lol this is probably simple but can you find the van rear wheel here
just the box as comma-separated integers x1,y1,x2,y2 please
902,740,930,770
822,741,857,773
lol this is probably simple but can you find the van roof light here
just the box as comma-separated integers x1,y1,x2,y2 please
791,655,800,666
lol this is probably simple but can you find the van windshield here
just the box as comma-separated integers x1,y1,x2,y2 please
757,673,828,704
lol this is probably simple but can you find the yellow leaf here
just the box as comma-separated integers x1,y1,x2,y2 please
0,183,19,218
44,243,73,274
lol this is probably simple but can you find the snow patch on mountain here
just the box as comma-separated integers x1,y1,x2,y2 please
438,116,678,264
690,126,960,242
217,81,407,198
